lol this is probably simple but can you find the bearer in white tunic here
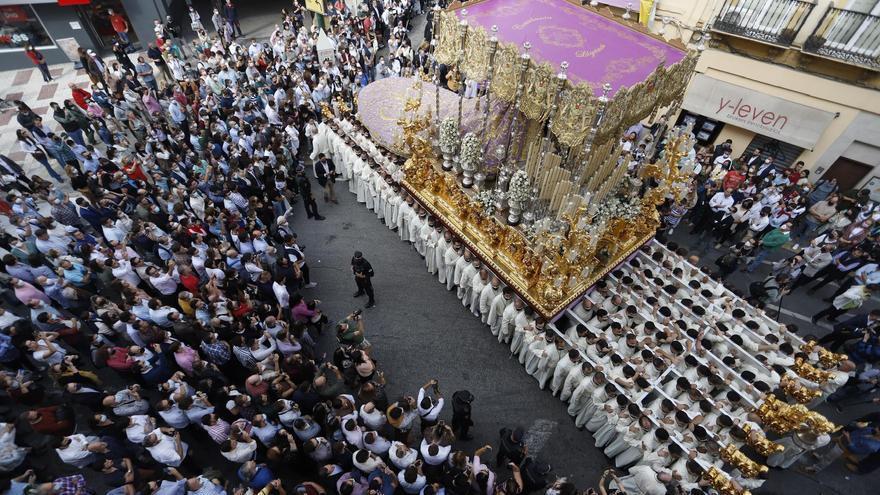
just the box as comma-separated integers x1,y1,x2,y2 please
443,241,463,291
576,381,613,428
374,175,389,222
435,231,451,284
362,164,377,211
517,313,540,365
425,221,440,274
535,337,564,389
509,306,534,356
550,349,581,396
479,277,501,324
566,367,601,416
353,156,367,200
458,257,479,305
498,296,523,344
409,210,427,253
470,269,489,317
560,361,589,402
610,464,671,495
572,297,596,323
524,332,550,376
452,249,470,293
487,287,513,337
397,197,416,242
349,154,363,194
416,212,433,256
385,185,402,228
309,122,332,159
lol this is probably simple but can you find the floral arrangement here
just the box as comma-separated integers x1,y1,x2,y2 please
594,195,642,224
508,170,531,207
476,190,496,217
459,132,481,171
521,222,538,242
439,117,459,152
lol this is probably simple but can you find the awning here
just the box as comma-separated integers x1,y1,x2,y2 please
682,73,835,149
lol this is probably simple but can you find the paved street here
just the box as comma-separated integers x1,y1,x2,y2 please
0,5,875,494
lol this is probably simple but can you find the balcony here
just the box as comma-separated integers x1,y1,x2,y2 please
712,0,816,47
804,7,880,69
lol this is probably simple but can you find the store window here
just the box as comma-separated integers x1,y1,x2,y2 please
0,4,53,50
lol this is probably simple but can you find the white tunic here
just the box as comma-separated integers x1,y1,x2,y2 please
550,354,577,395
443,246,461,291
458,263,477,304
435,236,450,283
536,345,562,389
425,230,439,274
479,285,500,324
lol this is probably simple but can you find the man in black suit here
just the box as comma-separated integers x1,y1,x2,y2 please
818,309,880,351
313,153,338,204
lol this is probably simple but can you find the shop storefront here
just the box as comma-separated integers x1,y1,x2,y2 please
0,0,170,72
679,50,880,192
681,73,836,167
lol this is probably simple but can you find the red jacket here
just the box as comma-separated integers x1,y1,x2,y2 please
25,49,43,65
71,87,91,110
110,14,128,33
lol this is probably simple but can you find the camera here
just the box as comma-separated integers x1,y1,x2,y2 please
352,309,362,318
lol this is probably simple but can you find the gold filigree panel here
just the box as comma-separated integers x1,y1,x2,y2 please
597,85,631,143
434,11,461,66
518,62,554,122
462,27,490,81
491,44,520,103
550,85,596,148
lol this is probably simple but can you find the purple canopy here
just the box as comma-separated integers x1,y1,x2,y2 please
461,0,685,96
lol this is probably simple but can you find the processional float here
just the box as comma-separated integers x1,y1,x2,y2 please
347,2,844,493
359,0,697,320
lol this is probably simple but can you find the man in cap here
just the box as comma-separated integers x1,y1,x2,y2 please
351,251,375,309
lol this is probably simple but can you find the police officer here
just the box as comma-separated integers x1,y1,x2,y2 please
351,251,375,308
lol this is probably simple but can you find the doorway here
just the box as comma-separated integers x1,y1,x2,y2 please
76,0,139,52
821,156,873,193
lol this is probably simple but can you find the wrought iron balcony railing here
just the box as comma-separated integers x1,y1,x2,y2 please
804,6,880,69
712,0,816,46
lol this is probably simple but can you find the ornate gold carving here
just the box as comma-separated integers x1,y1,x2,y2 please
519,62,555,122
720,445,768,479
462,26,491,81
491,44,520,102
550,85,596,148
434,11,461,65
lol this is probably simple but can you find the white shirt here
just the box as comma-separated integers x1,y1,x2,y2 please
416,388,444,421
158,405,190,429
146,429,187,467
150,272,179,295
709,192,734,213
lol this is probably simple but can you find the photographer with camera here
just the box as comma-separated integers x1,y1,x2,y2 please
337,309,369,351
747,273,790,310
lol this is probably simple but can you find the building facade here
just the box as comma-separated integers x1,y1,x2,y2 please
640,0,880,194
0,0,183,72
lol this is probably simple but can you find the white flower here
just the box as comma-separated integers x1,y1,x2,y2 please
439,117,459,152
460,132,481,171
508,170,531,207
476,190,496,217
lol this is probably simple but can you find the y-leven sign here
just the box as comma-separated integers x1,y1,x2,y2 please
682,74,835,149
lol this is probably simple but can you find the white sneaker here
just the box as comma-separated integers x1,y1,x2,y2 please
791,244,800,251
304,282,318,288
